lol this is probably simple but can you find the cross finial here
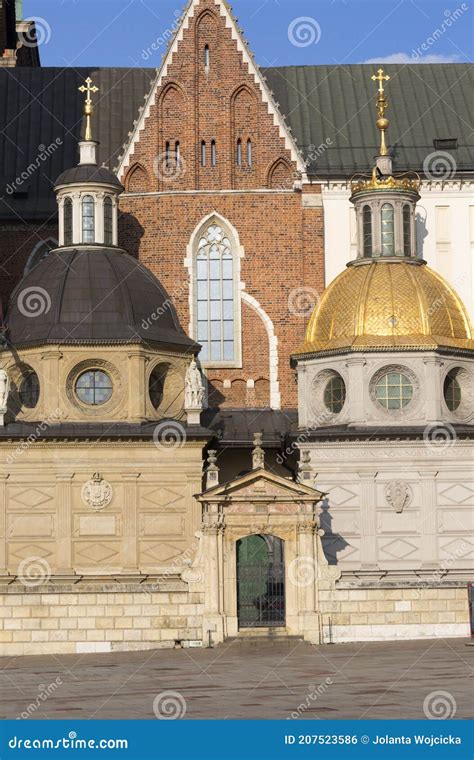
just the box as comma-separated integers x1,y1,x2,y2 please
371,69,390,157
78,77,99,141
371,68,390,94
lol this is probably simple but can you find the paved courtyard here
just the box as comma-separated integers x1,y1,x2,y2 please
0,638,472,720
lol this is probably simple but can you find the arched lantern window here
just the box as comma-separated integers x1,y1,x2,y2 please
82,195,95,243
381,203,395,256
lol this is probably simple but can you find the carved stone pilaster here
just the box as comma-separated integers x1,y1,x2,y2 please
0,473,9,573
56,473,74,573
359,471,378,568
122,473,140,571
419,470,438,568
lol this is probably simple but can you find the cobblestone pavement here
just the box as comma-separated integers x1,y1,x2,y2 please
0,638,472,720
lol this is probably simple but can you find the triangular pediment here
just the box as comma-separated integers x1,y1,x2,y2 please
117,0,306,179
197,467,324,501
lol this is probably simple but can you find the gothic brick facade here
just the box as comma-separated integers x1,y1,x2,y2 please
117,0,324,409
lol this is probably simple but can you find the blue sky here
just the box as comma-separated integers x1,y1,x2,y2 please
24,0,472,68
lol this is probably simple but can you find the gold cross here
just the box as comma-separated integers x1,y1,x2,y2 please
371,68,390,94
78,77,99,141
78,76,99,104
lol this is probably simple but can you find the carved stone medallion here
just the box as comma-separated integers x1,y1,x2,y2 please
385,480,412,513
82,472,113,511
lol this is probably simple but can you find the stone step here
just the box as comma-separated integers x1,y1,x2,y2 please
222,631,307,648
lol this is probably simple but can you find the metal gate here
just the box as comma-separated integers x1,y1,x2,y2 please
236,535,285,628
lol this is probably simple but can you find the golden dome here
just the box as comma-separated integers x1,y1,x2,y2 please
295,260,474,356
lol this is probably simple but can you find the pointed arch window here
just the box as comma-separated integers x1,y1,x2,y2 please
201,140,206,166
195,221,239,364
104,196,113,245
211,140,217,167
82,195,95,243
247,138,252,167
64,197,73,246
381,203,395,256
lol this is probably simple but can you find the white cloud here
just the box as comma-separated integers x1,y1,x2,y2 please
362,52,462,64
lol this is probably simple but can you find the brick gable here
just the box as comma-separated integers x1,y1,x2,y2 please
119,0,304,191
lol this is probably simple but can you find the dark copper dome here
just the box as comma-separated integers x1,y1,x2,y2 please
7,248,198,351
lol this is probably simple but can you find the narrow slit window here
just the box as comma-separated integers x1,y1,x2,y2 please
201,141,206,167
175,141,181,166
236,139,242,167
204,44,210,69
247,138,252,166
211,140,217,167
165,141,170,168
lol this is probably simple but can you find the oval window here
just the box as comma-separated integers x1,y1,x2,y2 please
149,366,166,410
20,372,40,408
444,369,461,411
323,375,346,414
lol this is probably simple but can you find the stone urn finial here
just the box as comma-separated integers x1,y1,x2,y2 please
252,432,265,470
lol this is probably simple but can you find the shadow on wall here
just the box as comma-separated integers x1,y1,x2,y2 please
319,498,350,566
416,207,428,258
118,211,144,261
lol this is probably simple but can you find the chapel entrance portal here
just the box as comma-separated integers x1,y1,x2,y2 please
236,535,285,628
